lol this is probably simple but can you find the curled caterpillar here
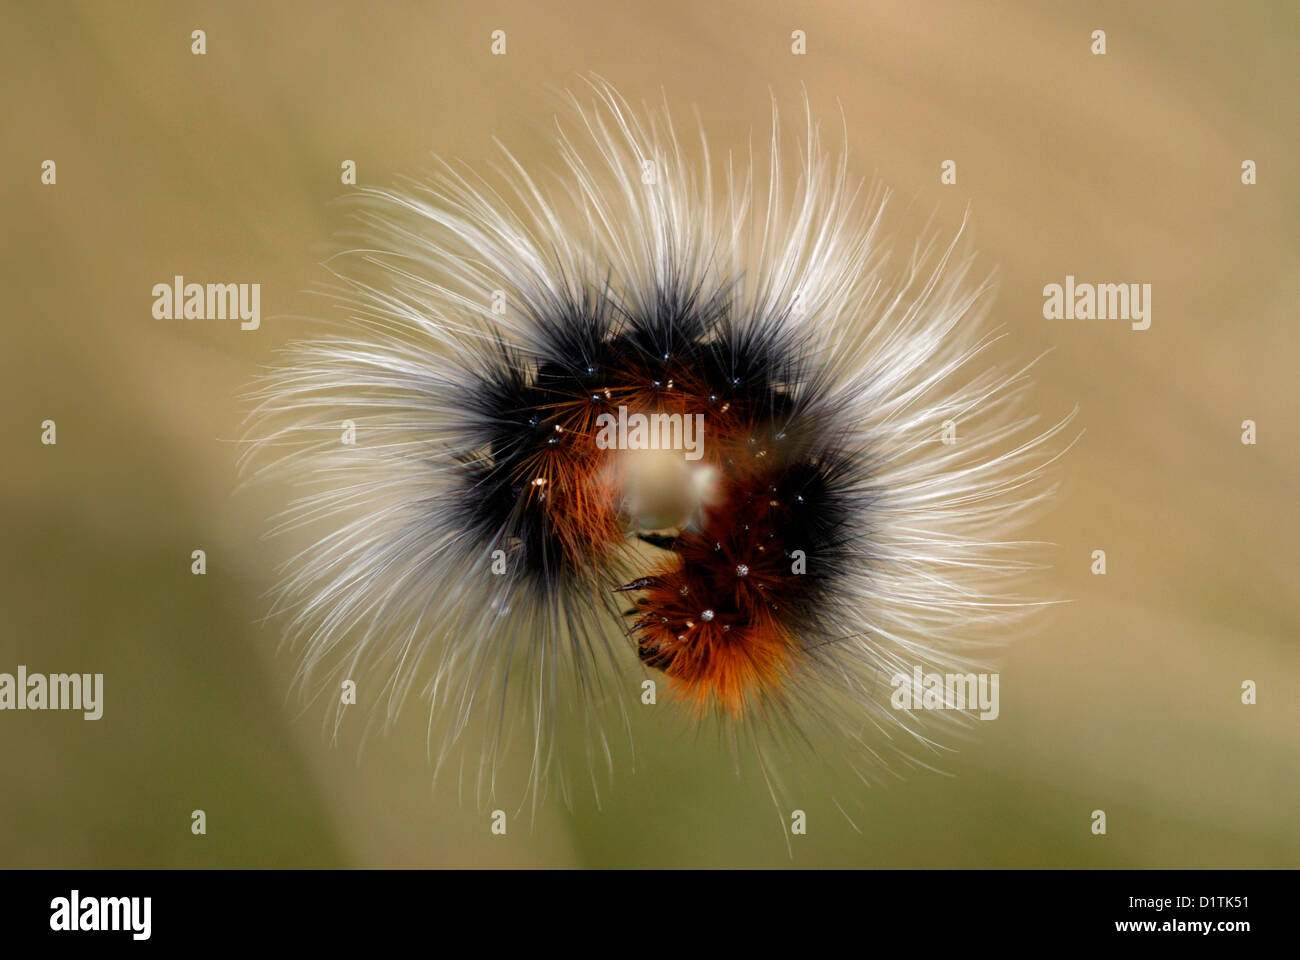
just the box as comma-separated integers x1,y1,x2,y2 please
243,79,1074,811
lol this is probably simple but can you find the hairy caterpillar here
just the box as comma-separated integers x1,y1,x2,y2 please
242,79,1074,812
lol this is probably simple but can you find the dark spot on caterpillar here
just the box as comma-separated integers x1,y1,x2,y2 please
636,532,678,551
614,576,659,593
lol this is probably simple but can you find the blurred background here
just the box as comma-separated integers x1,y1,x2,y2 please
1,0,1296,868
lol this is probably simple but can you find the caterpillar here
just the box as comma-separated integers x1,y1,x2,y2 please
242,79,1074,812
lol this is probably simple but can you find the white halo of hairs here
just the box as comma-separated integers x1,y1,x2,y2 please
239,76,1077,817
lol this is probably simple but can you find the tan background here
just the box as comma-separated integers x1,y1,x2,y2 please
1,0,1295,867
